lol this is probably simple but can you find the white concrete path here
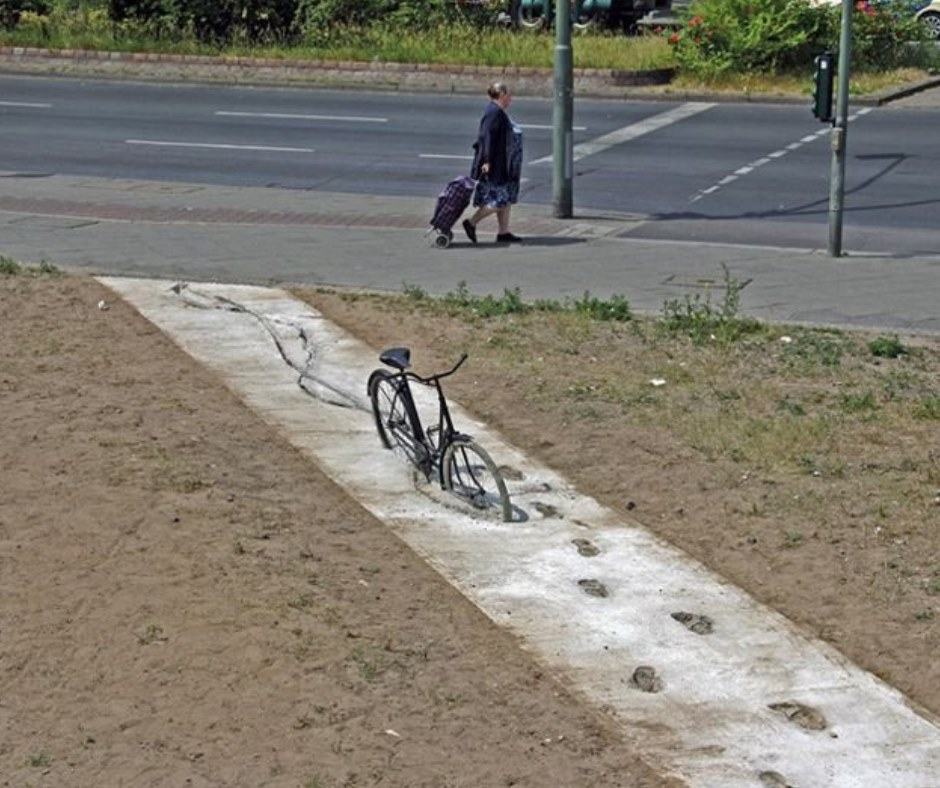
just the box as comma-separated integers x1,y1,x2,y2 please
101,277,940,788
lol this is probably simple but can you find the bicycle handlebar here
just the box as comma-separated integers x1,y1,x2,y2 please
407,353,468,385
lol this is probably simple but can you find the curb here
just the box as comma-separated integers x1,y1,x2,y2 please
0,45,674,99
866,73,940,104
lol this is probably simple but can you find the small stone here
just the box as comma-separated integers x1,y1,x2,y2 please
671,611,714,635
626,501,636,511
758,771,793,788
498,465,524,481
533,502,560,518
572,538,600,557
577,578,608,598
769,701,827,731
630,665,662,693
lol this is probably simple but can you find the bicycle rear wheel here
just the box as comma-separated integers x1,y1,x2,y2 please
442,438,512,522
368,370,424,467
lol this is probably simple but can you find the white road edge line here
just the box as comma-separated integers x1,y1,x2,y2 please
215,111,388,123
126,139,315,153
0,100,52,108
530,102,715,165
419,154,474,160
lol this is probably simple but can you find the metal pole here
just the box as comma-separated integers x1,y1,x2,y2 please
552,0,573,218
828,0,853,256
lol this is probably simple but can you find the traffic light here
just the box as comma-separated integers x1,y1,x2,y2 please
812,52,835,124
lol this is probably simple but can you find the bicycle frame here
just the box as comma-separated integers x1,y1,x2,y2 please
386,354,469,483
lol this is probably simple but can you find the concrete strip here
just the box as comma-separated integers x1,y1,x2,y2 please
100,276,940,788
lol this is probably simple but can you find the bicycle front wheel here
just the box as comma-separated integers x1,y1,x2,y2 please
442,438,512,522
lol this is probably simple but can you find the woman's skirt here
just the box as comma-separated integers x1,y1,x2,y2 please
473,178,519,209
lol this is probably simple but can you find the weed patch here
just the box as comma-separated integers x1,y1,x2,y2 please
405,281,631,323
0,256,61,277
913,396,940,420
660,266,761,345
782,330,846,368
840,390,878,414
26,752,51,768
869,334,908,359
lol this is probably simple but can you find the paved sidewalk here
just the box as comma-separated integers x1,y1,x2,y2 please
1,172,938,334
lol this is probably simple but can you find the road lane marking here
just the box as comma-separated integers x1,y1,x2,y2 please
689,110,877,204
215,111,388,123
0,100,52,108
419,154,473,160
530,102,715,165
126,139,315,153
519,123,587,131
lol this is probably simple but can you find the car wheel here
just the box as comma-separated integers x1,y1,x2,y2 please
921,11,940,40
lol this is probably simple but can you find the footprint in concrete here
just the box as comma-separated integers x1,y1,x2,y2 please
768,701,827,731
498,464,524,481
572,538,600,557
671,611,714,635
578,578,608,598
758,771,794,788
533,501,561,519
630,665,663,693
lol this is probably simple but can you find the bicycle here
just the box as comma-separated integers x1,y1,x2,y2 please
367,347,513,522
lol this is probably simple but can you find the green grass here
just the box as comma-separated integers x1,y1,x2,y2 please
405,280,632,322
869,334,908,359
1,15,675,71
0,255,61,277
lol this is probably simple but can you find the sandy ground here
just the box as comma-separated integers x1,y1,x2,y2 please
302,288,940,720
0,275,678,787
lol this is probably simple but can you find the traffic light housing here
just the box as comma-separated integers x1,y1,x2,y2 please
812,52,835,124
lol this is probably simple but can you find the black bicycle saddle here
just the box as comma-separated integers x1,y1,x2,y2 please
379,347,411,370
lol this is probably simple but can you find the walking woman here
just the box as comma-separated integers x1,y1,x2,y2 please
463,82,524,244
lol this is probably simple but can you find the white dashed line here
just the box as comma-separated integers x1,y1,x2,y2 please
530,102,715,165
216,111,388,123
126,139,315,153
519,123,587,131
689,110,875,204
0,100,52,108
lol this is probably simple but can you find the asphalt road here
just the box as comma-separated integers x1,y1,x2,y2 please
1,73,939,256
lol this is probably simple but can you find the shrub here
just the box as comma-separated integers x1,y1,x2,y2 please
174,0,298,43
0,0,50,29
868,334,908,358
296,0,459,41
108,0,174,26
668,0,927,78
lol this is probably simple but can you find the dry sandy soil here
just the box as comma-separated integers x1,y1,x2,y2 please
301,286,940,720
0,274,678,787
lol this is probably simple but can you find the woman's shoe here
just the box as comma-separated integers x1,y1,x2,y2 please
496,232,523,244
462,219,478,244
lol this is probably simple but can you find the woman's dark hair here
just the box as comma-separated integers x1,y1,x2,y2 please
487,81,509,99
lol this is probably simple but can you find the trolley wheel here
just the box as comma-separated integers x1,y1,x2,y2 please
434,232,451,249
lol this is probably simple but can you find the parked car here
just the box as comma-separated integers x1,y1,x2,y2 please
915,0,940,39
508,0,671,32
